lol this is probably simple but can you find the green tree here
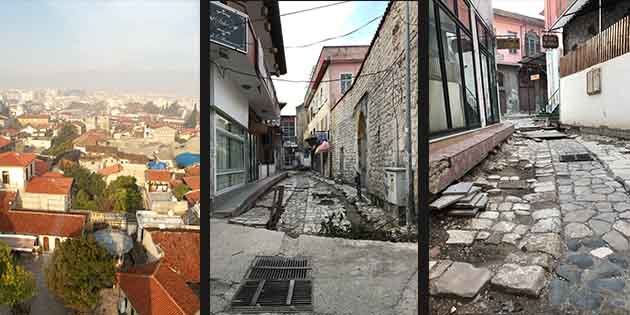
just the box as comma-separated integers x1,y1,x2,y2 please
45,237,115,314
72,189,96,210
0,242,36,314
172,184,191,201
44,123,80,157
105,176,143,212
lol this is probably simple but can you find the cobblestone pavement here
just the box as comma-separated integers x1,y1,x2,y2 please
229,172,353,235
431,133,630,314
545,138,630,314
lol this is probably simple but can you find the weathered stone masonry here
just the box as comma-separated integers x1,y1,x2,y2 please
331,1,419,204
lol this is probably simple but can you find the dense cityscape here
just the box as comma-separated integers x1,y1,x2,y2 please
0,88,200,314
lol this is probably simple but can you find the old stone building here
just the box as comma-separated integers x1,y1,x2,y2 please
332,0,510,215
331,1,419,205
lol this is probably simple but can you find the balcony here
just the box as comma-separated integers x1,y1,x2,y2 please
210,1,281,121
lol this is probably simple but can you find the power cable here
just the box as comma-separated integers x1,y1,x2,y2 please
211,1,352,29
285,14,384,48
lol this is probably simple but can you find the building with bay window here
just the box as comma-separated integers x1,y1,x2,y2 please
210,0,287,207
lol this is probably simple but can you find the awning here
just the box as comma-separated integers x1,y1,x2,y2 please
549,0,592,31
315,141,330,154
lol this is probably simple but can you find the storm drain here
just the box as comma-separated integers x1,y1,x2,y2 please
230,256,313,313
559,153,594,162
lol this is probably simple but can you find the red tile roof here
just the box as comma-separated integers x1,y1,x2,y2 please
33,159,50,176
25,176,73,195
98,164,123,176
0,191,17,211
117,261,199,315
42,172,64,177
184,190,200,205
0,209,86,237
182,176,200,190
185,165,200,176
0,136,12,148
146,229,200,283
0,152,37,167
146,170,172,182
73,130,109,147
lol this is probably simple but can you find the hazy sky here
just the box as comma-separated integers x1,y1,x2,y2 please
0,0,199,97
493,0,545,18
277,1,388,115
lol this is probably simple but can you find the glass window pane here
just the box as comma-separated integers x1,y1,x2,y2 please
442,0,456,13
439,8,466,129
429,0,449,134
461,31,480,126
476,18,487,48
481,52,492,124
457,0,470,29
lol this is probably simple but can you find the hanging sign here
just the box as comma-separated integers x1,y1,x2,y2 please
531,74,541,81
542,34,559,49
210,1,248,54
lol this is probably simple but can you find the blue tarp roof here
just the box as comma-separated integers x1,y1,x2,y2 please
147,161,167,169
175,152,200,167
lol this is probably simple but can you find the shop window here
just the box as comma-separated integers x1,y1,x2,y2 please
429,0,449,134
215,113,246,192
438,6,466,129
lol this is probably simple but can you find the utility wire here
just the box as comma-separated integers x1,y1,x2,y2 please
211,29,417,84
285,14,384,48
240,14,384,48
211,1,352,29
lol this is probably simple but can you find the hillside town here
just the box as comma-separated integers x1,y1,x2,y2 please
0,88,200,314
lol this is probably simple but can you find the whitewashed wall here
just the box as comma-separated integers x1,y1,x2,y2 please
560,52,630,129
212,65,249,127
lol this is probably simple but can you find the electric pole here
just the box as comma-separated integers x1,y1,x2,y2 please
405,0,414,227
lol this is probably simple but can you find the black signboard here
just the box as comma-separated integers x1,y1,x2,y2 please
210,1,248,54
542,34,559,49
497,37,520,50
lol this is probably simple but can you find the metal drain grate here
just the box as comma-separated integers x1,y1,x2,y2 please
230,256,313,313
560,153,594,162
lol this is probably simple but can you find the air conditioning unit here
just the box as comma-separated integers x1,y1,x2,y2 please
385,167,407,206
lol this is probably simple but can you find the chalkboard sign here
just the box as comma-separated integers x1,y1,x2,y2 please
210,1,248,54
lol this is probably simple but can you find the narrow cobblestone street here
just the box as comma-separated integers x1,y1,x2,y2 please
229,171,410,240
429,129,630,314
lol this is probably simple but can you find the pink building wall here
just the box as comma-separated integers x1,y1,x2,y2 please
305,46,369,110
327,62,363,106
494,10,545,65
544,0,570,29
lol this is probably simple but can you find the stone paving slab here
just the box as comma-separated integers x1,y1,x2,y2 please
430,262,492,298
491,264,546,297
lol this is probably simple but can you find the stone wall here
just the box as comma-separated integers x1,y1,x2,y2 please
331,1,419,203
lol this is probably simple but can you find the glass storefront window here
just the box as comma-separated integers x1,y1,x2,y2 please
438,7,466,129
215,112,246,192
460,31,480,127
429,0,449,134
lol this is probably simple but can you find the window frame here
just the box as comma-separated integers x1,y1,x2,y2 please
339,72,353,95
430,0,482,138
